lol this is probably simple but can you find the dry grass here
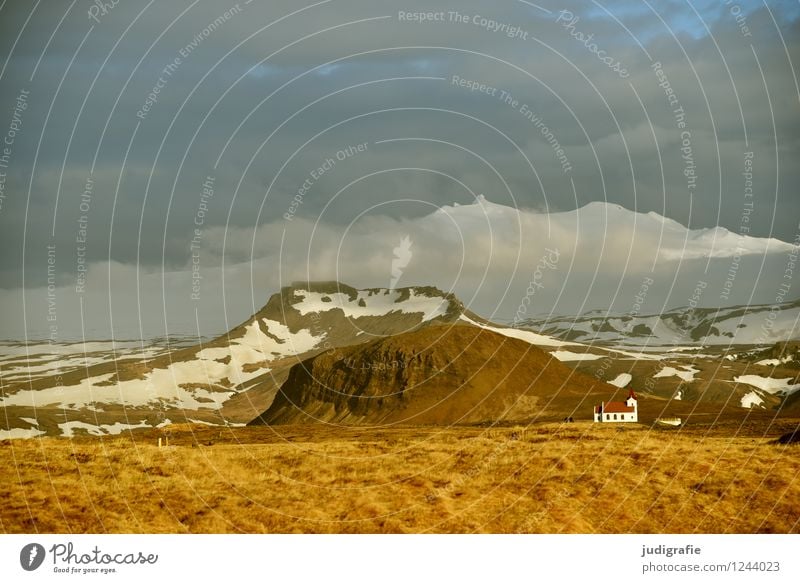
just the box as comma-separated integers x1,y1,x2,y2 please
1,422,799,533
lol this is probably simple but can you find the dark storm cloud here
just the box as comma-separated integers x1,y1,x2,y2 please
0,0,798,338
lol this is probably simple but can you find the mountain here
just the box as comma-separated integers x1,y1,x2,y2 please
251,324,614,426
517,299,800,345
2,280,798,438
0,283,473,437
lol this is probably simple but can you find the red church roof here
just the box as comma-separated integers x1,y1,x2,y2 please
595,389,638,414
597,401,635,414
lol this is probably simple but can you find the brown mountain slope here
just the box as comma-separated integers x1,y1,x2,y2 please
251,324,621,426
0,282,472,435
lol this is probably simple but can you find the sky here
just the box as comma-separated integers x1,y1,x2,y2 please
0,0,798,340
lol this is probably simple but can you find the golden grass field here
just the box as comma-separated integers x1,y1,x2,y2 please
1,421,799,534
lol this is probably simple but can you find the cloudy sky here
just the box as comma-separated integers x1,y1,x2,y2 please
0,0,798,339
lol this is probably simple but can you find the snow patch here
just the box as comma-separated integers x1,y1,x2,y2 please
740,391,765,409
184,418,219,426
1,373,114,408
185,418,247,427
734,375,800,395
59,421,105,437
667,346,703,352
0,317,320,411
0,367,236,410
1,355,108,378
0,427,46,439
293,289,450,323
59,420,151,438
0,340,153,360
755,356,794,366
550,350,605,362
459,314,573,347
609,373,632,388
654,365,699,382
198,318,321,366
596,347,665,361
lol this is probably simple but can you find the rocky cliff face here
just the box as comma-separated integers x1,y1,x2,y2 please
252,324,614,426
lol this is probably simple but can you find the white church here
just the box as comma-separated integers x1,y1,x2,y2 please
593,389,638,423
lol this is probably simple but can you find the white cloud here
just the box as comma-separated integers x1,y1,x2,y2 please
3,198,791,339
